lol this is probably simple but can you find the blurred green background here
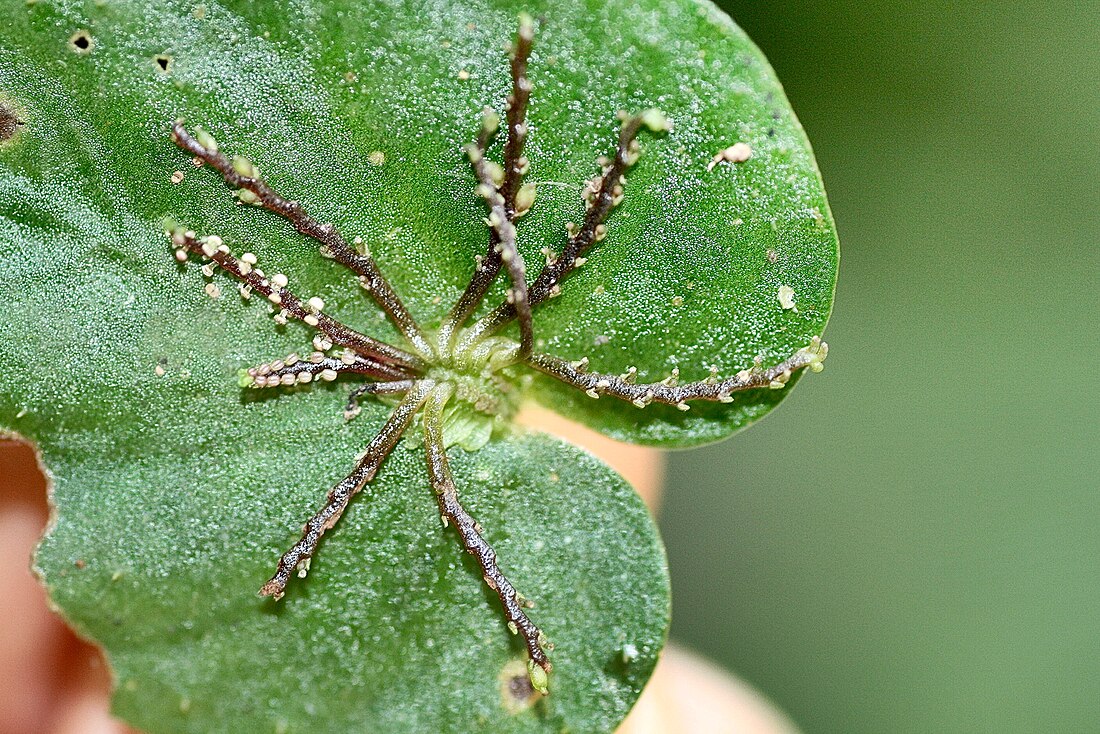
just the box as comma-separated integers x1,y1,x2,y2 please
660,1,1100,732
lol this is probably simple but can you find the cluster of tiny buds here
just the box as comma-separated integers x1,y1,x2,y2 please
466,158,536,218
242,351,339,388
622,139,642,168
559,221,605,249
583,175,626,212
173,232,229,263
183,233,330,318
555,335,827,410
303,296,326,326
577,108,668,218
801,336,829,370
766,370,793,390
226,154,264,205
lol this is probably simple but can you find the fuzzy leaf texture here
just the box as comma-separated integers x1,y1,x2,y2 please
0,1,837,733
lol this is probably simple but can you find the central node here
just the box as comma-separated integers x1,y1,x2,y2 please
426,363,519,421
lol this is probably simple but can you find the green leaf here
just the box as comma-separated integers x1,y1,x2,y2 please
512,9,839,446
34,418,667,732
0,0,837,447
0,0,834,730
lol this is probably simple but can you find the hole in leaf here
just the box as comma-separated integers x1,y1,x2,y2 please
154,54,172,73
69,30,93,54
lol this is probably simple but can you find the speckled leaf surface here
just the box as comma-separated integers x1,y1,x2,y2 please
0,0,833,731
33,419,667,733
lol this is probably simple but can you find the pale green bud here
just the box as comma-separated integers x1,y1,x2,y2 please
194,126,218,153
232,154,257,178
527,660,549,695
640,108,672,133
481,108,501,135
515,182,537,216
517,12,535,40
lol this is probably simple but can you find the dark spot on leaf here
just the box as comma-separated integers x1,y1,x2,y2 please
0,103,22,143
154,54,172,73
498,659,542,714
508,674,534,701
69,30,93,53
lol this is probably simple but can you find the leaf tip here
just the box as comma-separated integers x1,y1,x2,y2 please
258,580,285,601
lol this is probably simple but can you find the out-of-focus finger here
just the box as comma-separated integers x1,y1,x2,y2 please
51,690,131,734
49,627,132,734
0,502,62,734
1,440,134,734
619,644,799,734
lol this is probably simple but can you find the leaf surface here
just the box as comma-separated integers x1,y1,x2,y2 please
33,419,667,733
